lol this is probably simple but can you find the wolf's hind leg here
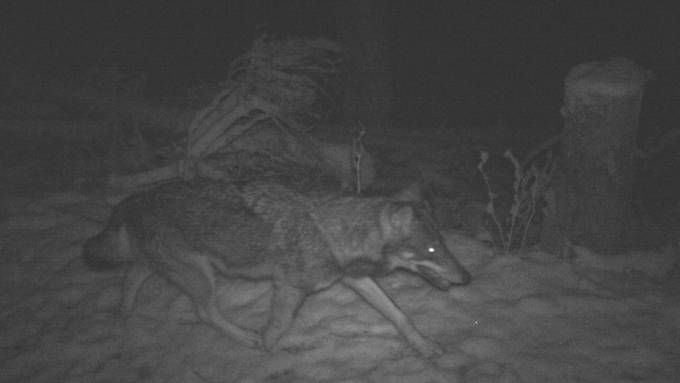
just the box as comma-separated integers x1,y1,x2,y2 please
263,279,304,351
159,248,262,348
198,294,262,348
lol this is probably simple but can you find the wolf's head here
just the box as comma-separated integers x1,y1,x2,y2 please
379,184,471,289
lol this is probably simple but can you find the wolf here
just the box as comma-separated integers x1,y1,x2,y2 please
82,178,471,357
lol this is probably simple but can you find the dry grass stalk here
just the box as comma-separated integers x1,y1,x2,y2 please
478,149,556,253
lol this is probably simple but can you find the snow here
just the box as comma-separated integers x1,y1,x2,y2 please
1,187,678,383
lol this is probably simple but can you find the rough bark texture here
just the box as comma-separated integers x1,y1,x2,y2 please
334,0,393,129
542,58,650,254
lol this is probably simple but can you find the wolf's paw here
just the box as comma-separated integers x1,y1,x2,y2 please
263,331,282,353
235,328,263,349
413,337,444,358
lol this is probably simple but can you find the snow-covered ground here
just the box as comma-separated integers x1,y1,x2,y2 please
1,114,679,382
1,185,678,382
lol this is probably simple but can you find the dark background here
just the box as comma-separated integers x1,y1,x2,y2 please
2,1,679,132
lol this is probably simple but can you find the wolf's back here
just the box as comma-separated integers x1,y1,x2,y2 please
241,181,303,223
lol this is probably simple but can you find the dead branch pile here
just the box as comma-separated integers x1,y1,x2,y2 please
109,36,349,189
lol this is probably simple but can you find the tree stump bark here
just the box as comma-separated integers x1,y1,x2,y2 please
543,58,651,254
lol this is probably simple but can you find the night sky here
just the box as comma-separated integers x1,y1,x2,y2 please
3,1,679,129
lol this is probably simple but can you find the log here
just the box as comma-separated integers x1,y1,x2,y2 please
542,58,651,254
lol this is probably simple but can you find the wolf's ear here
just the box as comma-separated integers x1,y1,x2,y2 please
380,204,415,239
391,183,423,203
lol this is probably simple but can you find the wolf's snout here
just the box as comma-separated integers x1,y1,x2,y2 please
415,258,471,289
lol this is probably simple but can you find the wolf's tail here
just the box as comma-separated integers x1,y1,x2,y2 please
82,212,134,271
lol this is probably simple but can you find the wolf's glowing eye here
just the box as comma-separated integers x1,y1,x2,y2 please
427,246,436,253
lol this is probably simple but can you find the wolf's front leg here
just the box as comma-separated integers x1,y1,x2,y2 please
263,280,304,352
342,276,443,358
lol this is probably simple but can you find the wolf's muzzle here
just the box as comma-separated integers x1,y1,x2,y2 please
415,259,471,290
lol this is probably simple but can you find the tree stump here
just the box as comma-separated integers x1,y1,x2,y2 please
544,58,651,254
